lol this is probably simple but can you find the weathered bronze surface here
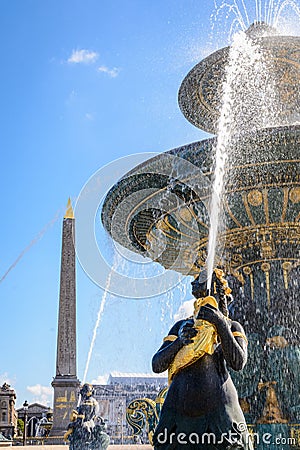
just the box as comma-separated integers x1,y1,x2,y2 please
64,384,110,450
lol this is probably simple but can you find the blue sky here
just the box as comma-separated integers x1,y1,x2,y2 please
1,0,300,407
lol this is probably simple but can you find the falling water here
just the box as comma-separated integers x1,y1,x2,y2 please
205,0,300,291
213,0,300,37
79,262,115,405
0,208,62,284
211,1,249,38
206,29,277,291
273,0,300,27
206,37,237,291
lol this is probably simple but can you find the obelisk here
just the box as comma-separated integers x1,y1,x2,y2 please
50,199,80,437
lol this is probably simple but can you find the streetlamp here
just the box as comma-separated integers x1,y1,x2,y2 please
23,400,28,446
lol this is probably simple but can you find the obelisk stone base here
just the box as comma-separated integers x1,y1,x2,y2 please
49,376,80,436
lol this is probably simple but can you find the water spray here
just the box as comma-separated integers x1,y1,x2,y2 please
78,260,116,406
206,25,277,291
0,209,62,284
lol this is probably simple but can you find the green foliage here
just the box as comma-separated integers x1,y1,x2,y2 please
17,419,24,434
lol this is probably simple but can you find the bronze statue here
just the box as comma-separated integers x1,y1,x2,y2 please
64,384,110,450
152,270,253,450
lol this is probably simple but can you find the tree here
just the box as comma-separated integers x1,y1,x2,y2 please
17,419,24,436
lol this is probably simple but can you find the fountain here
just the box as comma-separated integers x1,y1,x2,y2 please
101,14,300,449
64,384,110,450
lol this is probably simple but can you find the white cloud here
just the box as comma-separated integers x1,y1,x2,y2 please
68,49,98,64
27,384,53,406
90,374,109,385
174,299,195,322
97,65,120,78
66,49,119,78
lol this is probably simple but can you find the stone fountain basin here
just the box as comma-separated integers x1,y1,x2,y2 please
102,125,300,276
178,35,300,133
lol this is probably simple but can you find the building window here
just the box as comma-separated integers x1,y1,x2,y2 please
1,401,6,408
2,411,6,422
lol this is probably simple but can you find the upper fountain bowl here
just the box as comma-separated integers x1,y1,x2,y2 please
245,21,278,38
178,23,300,134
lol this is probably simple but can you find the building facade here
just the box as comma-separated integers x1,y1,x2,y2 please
93,372,168,444
0,383,17,439
17,403,52,437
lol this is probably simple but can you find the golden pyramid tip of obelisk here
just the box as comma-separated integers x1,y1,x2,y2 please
64,197,74,219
